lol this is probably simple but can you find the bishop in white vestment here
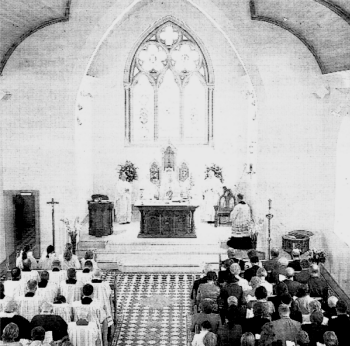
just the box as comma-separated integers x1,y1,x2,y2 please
202,170,222,222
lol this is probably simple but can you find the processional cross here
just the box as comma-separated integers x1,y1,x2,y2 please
47,198,59,248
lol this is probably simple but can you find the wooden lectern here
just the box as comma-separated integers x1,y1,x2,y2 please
88,201,114,237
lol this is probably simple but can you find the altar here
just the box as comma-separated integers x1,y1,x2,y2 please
134,200,198,238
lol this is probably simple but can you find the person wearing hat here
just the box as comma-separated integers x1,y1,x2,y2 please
30,302,68,344
302,310,328,346
288,249,302,272
0,301,31,341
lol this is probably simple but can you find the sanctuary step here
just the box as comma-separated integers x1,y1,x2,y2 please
77,221,232,272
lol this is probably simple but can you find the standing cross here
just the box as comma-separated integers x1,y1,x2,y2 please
47,198,59,249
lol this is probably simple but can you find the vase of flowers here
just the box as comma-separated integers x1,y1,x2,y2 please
118,160,138,182
60,217,81,254
308,248,326,265
205,164,224,183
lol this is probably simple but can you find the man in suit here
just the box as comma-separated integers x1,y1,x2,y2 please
260,304,302,346
263,248,279,279
294,259,311,284
308,264,328,304
244,255,260,282
288,249,302,272
283,267,302,297
328,299,350,346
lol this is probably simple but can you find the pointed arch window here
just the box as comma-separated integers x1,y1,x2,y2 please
124,20,214,145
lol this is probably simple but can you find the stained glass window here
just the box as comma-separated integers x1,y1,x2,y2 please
125,21,214,145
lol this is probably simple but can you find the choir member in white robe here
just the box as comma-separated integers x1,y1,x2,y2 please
15,279,44,321
38,245,56,270
159,169,181,200
4,268,24,298
48,260,67,286
20,259,41,289
115,172,133,224
80,250,99,270
53,295,73,324
0,282,12,313
77,261,93,285
59,244,80,270
36,271,59,303
59,268,84,305
16,245,38,270
68,310,101,346
90,269,113,327
202,170,222,222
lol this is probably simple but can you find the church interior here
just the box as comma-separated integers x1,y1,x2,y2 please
1,0,350,345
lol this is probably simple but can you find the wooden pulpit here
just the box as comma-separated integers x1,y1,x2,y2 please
88,201,114,237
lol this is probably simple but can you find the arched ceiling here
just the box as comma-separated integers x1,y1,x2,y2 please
0,0,350,75
0,0,71,75
250,0,350,74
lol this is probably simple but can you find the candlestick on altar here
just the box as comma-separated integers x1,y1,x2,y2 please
266,199,274,260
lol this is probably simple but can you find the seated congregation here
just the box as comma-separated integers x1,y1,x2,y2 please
0,244,111,346
190,247,350,346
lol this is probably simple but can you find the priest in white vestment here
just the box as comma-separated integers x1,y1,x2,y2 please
115,172,132,224
159,168,181,200
202,170,222,222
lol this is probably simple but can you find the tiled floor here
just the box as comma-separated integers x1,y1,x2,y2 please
112,273,197,346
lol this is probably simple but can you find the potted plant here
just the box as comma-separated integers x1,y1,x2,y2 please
60,217,81,254
308,248,326,265
205,164,224,183
118,161,138,182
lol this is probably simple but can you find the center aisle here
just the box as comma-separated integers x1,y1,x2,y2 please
112,272,198,346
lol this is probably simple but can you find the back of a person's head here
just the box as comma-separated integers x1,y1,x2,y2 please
51,259,61,270
285,267,295,278
297,330,310,346
280,293,293,306
278,257,288,266
40,270,49,281
300,259,310,269
247,249,257,260
46,245,54,257
250,276,261,288
230,263,241,275
296,286,307,298
255,285,267,300
84,260,93,269
31,326,46,341
201,300,213,314
250,256,259,264
257,267,267,278
40,301,53,314
271,248,279,258
278,304,290,317
11,267,21,279
323,331,338,346
93,268,102,279
83,283,94,297
335,299,347,314
65,243,73,251
291,249,300,258
309,299,321,313
227,247,236,259
22,258,31,269
328,296,338,308
63,249,72,262
310,310,323,325
240,332,255,346
203,331,217,346
85,250,94,260
67,267,76,279
54,295,66,304
201,320,212,331
206,271,217,282
2,322,19,342
27,279,37,291
275,282,288,297
227,296,238,307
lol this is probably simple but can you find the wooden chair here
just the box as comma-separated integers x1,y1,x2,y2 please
214,187,235,227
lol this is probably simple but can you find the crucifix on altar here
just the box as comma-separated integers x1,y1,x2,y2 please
47,198,59,248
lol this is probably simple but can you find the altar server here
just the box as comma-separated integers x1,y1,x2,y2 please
115,172,132,224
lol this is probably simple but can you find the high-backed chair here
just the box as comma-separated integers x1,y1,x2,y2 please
214,187,235,227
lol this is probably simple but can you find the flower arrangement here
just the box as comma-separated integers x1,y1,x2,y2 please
205,164,224,183
60,217,82,254
118,160,138,182
308,249,327,264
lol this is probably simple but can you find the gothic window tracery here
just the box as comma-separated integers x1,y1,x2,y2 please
125,20,214,145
